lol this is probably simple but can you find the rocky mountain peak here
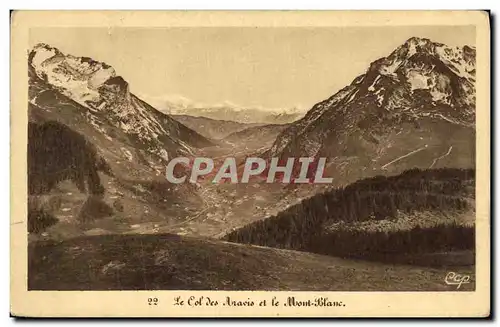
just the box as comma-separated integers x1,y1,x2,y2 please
29,44,120,111
352,36,476,118
403,37,437,52
269,37,476,173
372,37,476,82
28,44,213,165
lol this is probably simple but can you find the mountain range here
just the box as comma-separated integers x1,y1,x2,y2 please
27,37,477,290
142,94,305,125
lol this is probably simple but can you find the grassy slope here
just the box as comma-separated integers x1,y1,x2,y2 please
28,233,474,291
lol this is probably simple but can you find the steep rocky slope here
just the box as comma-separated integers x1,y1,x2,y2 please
27,44,213,239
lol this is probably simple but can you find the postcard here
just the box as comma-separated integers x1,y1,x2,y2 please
10,10,490,318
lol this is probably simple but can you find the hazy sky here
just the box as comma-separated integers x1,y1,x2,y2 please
30,26,475,110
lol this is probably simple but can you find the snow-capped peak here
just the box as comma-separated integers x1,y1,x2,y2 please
375,37,476,82
29,43,117,110
270,37,476,159
29,43,213,163
29,43,63,68
357,37,476,113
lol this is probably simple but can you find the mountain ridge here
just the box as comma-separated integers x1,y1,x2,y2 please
153,98,306,125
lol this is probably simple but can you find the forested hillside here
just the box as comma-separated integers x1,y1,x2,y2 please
225,168,475,265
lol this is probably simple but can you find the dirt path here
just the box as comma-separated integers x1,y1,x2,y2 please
429,146,454,168
381,145,428,169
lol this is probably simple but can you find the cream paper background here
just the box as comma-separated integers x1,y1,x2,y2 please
10,10,490,317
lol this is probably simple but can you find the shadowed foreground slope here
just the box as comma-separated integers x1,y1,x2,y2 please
29,233,473,291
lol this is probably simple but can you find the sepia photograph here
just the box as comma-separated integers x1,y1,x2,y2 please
10,10,491,317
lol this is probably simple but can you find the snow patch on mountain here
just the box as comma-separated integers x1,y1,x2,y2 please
407,71,429,91
435,45,476,81
30,45,60,69
368,76,381,92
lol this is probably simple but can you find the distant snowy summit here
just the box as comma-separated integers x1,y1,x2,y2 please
141,94,307,125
